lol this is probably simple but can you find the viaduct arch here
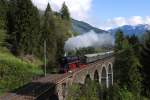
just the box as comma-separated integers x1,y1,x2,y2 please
72,57,114,88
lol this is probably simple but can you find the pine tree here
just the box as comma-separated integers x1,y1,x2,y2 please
17,0,40,55
60,2,70,21
114,38,142,96
6,0,40,55
0,0,7,46
127,34,141,57
128,51,142,97
60,2,72,40
54,16,66,65
141,31,150,97
38,3,72,71
0,0,7,28
114,39,129,85
54,3,72,66
42,3,55,42
115,29,124,51
114,30,125,82
40,3,57,69
6,0,19,54
28,6,40,55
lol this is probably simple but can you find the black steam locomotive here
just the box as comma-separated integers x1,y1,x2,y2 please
60,51,114,73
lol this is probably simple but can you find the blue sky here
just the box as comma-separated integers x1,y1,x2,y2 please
32,0,150,30
88,0,150,29
91,0,150,20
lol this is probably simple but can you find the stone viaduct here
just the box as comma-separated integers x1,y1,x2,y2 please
0,55,114,100
56,56,114,100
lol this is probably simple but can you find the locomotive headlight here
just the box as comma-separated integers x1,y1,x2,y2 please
69,70,73,73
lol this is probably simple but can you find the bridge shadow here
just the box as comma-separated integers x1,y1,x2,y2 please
12,81,59,100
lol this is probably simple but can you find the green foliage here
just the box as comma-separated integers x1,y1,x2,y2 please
81,81,99,100
6,0,40,55
140,31,150,97
67,82,148,100
60,2,70,21
0,50,43,94
113,86,140,100
67,81,99,100
0,30,6,46
0,0,7,46
122,39,130,49
38,3,72,71
114,31,142,96
126,34,141,57
67,84,81,100
0,0,7,28
5,1,72,73
128,52,142,95
39,3,57,69
115,29,124,51
107,84,149,100
73,32,80,36
119,88,136,100
5,0,18,52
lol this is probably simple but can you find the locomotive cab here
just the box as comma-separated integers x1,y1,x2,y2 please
60,56,80,73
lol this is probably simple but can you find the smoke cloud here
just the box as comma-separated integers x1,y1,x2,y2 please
64,30,114,51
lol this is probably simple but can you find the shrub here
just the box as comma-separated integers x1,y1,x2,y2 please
0,50,43,95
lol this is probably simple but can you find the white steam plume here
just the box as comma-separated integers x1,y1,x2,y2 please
64,30,114,51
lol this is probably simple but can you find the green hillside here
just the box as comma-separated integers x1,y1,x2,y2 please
0,0,44,94
0,48,43,95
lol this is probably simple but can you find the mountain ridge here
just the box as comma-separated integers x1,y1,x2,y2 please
108,24,150,36
71,19,107,34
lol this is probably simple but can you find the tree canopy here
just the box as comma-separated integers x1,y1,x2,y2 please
114,31,142,97
141,31,150,97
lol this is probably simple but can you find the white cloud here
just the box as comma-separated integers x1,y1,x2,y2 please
32,0,49,10
32,0,93,21
128,16,143,25
99,16,150,30
146,16,150,24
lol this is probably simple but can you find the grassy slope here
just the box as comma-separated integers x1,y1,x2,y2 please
0,48,43,95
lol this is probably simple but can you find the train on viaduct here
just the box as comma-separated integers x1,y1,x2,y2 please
0,51,114,100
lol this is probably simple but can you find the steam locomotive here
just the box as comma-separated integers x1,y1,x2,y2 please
60,51,114,73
